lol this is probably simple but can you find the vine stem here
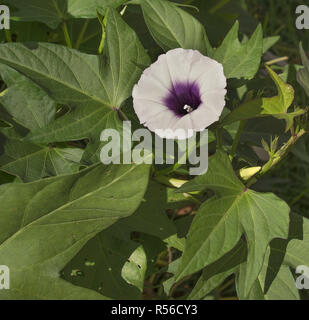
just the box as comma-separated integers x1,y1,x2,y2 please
62,21,72,48
169,275,191,299
246,129,307,187
209,0,230,14
98,9,109,54
216,127,223,150
230,120,246,159
75,19,89,49
259,129,306,176
154,138,199,177
5,30,12,42
290,186,309,206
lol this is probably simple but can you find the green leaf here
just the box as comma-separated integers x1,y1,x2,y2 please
237,246,300,300
121,245,147,293
0,136,83,182
8,0,128,28
30,106,122,147
237,212,309,299
116,182,177,240
297,43,309,98
62,181,175,299
0,64,56,131
140,0,212,54
221,66,305,130
262,36,280,54
189,0,258,47
2,10,149,110
59,19,102,54
188,240,247,300
0,10,150,145
0,21,51,43
0,162,150,299
212,21,263,79
63,230,144,299
175,151,290,297
162,258,181,296
283,214,309,269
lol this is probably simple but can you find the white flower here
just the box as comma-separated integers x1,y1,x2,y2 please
132,48,227,139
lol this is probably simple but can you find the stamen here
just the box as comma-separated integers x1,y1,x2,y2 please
184,105,194,113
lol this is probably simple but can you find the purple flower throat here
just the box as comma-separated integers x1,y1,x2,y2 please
163,81,202,117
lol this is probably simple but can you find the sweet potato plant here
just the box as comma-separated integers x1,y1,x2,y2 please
0,0,309,300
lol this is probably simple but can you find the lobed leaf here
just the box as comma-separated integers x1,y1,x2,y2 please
221,66,305,130
176,151,290,297
212,21,263,79
0,10,150,146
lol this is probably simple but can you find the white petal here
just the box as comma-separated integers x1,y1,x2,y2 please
189,103,221,129
133,98,168,124
142,53,172,90
145,111,178,133
165,48,195,84
132,74,169,103
201,89,227,117
170,114,196,139
189,55,226,92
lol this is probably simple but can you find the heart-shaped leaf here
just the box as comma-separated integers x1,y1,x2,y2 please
0,64,56,131
0,136,83,182
0,162,150,299
140,0,212,54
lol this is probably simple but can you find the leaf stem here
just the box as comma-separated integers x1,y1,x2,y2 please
5,30,12,42
265,56,289,66
75,19,89,49
230,120,246,159
154,139,198,177
98,9,109,55
259,129,306,176
246,129,306,187
216,128,223,150
209,0,230,14
290,186,309,206
62,21,72,48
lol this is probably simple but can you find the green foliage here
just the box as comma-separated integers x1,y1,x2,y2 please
212,21,263,79
0,0,308,301
0,138,83,182
297,43,309,98
222,65,306,130
7,0,128,28
175,151,290,297
140,0,212,54
0,163,150,299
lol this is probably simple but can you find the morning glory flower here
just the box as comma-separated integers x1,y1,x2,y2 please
132,48,227,139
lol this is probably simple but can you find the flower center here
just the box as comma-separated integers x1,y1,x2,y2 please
163,81,202,117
